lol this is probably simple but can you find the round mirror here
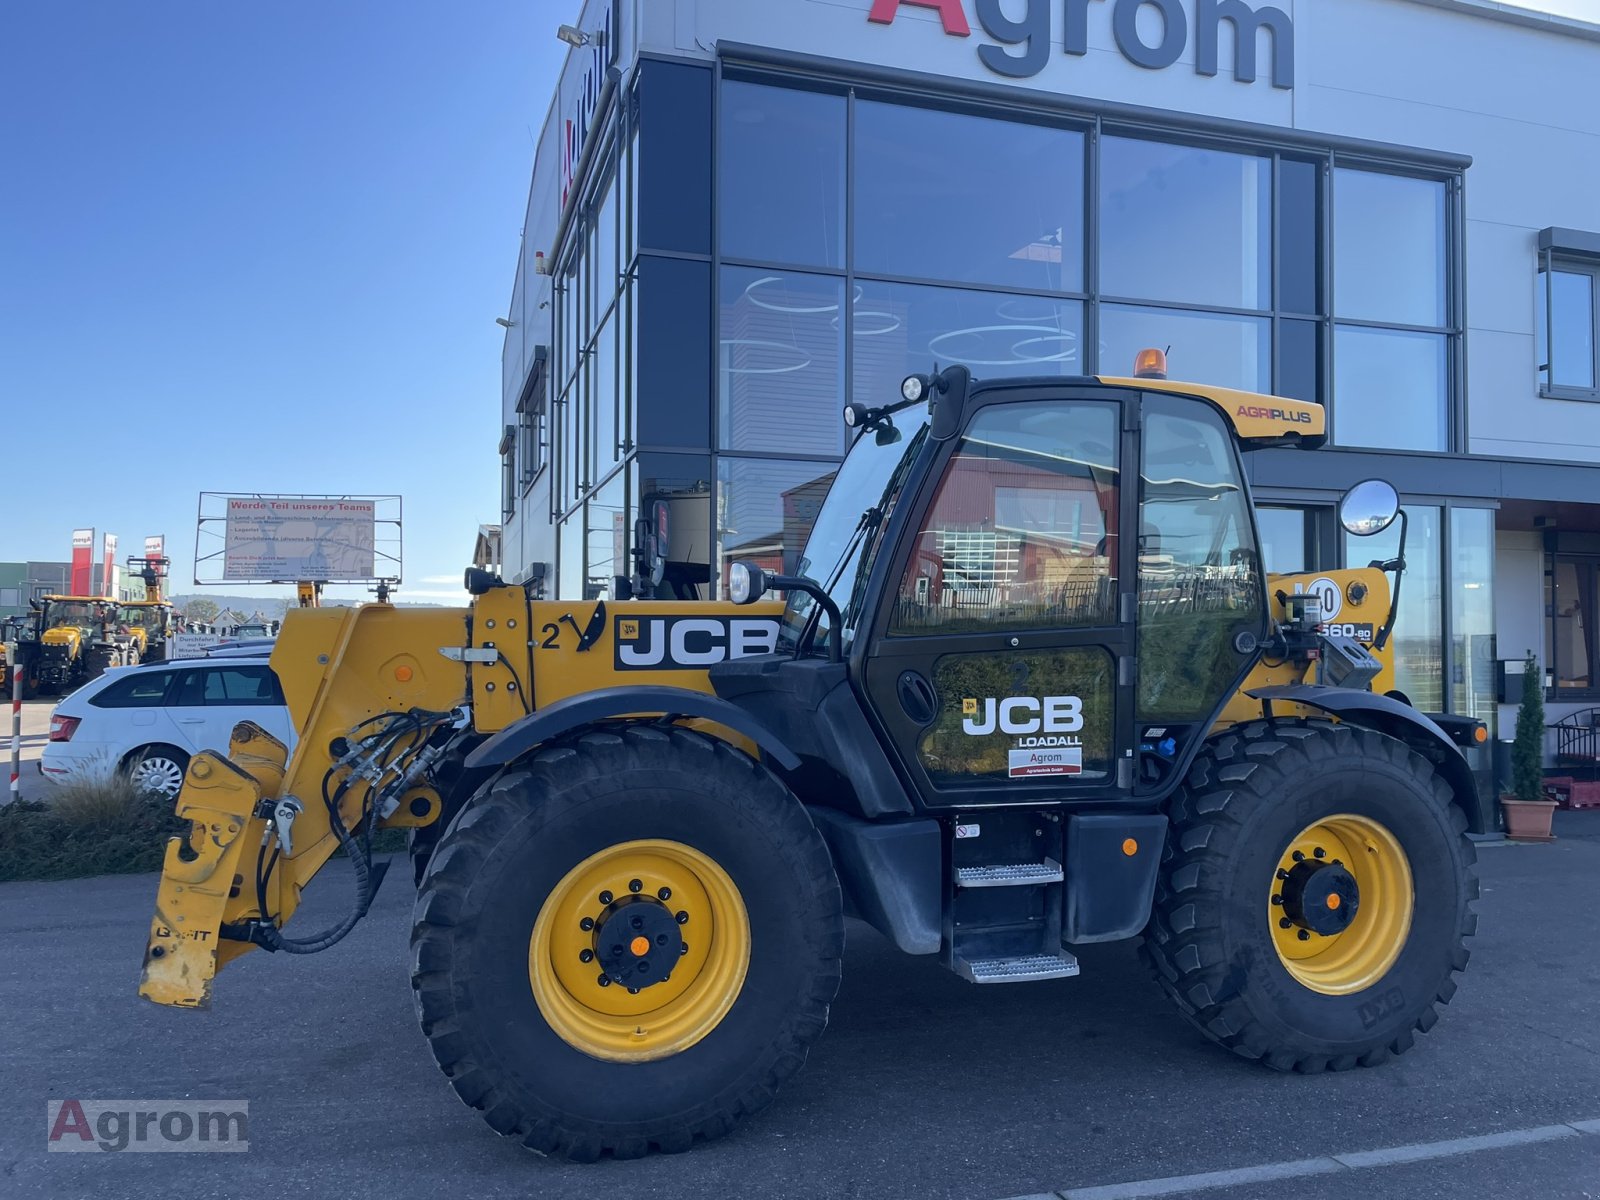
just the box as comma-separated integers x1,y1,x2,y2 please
1338,479,1400,537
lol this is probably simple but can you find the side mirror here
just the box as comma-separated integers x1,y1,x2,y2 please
729,561,769,606
1338,479,1400,537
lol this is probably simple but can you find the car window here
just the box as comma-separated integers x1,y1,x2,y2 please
89,672,175,709
170,670,207,707
201,666,280,706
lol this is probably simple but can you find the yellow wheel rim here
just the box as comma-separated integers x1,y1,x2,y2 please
529,839,750,1063
1268,814,1414,996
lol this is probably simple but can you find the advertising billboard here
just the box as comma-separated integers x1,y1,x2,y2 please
222,498,375,582
70,529,94,595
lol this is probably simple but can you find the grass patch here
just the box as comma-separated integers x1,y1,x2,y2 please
0,778,187,883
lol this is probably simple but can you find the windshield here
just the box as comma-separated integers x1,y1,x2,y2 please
47,601,107,629
782,402,931,655
119,605,167,631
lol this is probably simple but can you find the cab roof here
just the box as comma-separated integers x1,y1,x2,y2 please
1098,375,1326,451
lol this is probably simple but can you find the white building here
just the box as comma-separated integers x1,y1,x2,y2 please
498,0,1600,765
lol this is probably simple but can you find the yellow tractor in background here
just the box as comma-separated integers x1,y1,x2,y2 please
139,361,1485,1161
120,553,177,661
27,595,139,695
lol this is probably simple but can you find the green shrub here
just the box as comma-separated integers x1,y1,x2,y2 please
0,784,188,882
1511,650,1546,803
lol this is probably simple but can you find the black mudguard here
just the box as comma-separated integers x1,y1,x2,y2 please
1248,685,1491,834
463,685,802,772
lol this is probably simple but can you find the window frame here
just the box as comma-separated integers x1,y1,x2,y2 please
1548,553,1600,699
1538,252,1600,402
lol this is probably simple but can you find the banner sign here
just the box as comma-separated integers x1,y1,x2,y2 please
70,528,94,595
168,633,222,659
102,534,118,599
144,535,164,561
223,498,376,582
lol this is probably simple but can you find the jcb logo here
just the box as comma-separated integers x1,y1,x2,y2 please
962,696,1084,736
613,616,780,670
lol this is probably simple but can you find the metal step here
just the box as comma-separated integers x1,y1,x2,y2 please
955,951,1081,984
955,859,1063,889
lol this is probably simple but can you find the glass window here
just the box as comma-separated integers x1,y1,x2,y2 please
1538,266,1597,392
720,83,844,269
891,401,1119,635
1138,395,1264,721
1548,557,1594,693
1277,318,1320,404
1333,327,1447,452
585,473,627,600
635,256,712,452
1100,305,1270,392
90,671,173,708
596,174,618,311
1450,508,1496,728
719,267,847,456
855,102,1084,292
591,316,618,480
1347,506,1442,711
716,457,839,595
201,667,280,705
1256,507,1311,575
558,515,586,601
638,60,712,256
1334,169,1446,326
1277,157,1322,316
1100,137,1270,310
854,282,1083,407
634,452,714,600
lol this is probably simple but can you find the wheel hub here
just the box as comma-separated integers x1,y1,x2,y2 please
1278,860,1359,936
594,896,684,990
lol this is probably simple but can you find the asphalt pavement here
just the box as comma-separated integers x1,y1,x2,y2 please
2,818,1599,1200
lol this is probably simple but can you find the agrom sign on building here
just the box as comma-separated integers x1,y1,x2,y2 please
867,0,1295,88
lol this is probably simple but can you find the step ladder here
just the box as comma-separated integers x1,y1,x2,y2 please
950,825,1078,983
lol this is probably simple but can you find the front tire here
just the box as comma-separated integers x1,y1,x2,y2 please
1143,719,1477,1072
411,725,844,1160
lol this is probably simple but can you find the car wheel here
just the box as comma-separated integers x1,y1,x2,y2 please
127,748,189,799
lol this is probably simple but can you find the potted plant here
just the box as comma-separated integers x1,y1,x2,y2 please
1503,650,1557,841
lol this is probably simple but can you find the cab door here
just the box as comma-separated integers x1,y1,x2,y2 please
858,386,1139,808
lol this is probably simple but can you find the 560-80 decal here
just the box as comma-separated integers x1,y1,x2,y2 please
611,615,781,670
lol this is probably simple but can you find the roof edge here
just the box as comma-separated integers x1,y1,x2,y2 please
1397,0,1600,43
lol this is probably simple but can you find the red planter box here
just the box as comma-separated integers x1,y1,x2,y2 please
1542,777,1576,806
1569,781,1600,810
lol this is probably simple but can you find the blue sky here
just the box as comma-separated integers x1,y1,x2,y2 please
0,2,567,603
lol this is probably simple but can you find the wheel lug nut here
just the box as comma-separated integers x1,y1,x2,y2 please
656,933,668,945
1276,869,1289,881
680,943,689,955
1292,851,1305,862
629,878,643,893
1297,929,1311,941
597,974,611,987
657,887,672,900
1271,895,1283,906
1313,847,1326,859
631,916,644,930
579,949,594,963
579,916,595,931
676,911,689,925
1279,918,1292,929
628,986,639,995
611,944,623,957
598,890,613,905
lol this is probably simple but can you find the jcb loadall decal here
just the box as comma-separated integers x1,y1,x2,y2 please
962,694,1087,778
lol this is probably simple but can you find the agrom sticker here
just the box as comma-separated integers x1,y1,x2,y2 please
1009,747,1084,778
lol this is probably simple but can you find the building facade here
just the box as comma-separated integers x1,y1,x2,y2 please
500,0,1600,755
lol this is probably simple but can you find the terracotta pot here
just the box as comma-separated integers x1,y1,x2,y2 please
1501,797,1558,842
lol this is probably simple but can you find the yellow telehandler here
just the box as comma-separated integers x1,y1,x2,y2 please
139,359,1485,1161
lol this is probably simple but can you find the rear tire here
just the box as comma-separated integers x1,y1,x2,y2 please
411,725,844,1160
1142,719,1477,1072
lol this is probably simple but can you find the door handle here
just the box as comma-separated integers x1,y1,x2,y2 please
897,671,938,726
178,717,205,724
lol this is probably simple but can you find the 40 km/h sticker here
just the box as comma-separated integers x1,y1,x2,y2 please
1301,577,1343,623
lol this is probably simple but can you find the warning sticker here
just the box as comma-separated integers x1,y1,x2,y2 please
1009,747,1083,778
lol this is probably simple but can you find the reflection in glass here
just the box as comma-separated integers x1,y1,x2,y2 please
591,316,617,481
1256,507,1310,576
558,515,585,601
853,281,1083,408
634,452,714,601
1347,506,1442,711
1550,559,1590,691
1334,169,1446,326
1333,326,1447,452
1277,157,1322,316
1277,318,1320,403
1100,305,1269,392
720,83,845,269
1538,269,1596,390
585,473,627,600
1450,508,1496,726
716,457,839,597
855,102,1084,292
719,267,847,456
892,402,1120,635
1100,138,1270,310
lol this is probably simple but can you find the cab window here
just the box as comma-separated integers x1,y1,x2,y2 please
891,401,1120,635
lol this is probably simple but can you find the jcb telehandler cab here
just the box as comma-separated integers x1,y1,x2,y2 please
139,362,1483,1162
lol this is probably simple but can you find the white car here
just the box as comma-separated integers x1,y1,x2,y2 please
41,656,293,799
